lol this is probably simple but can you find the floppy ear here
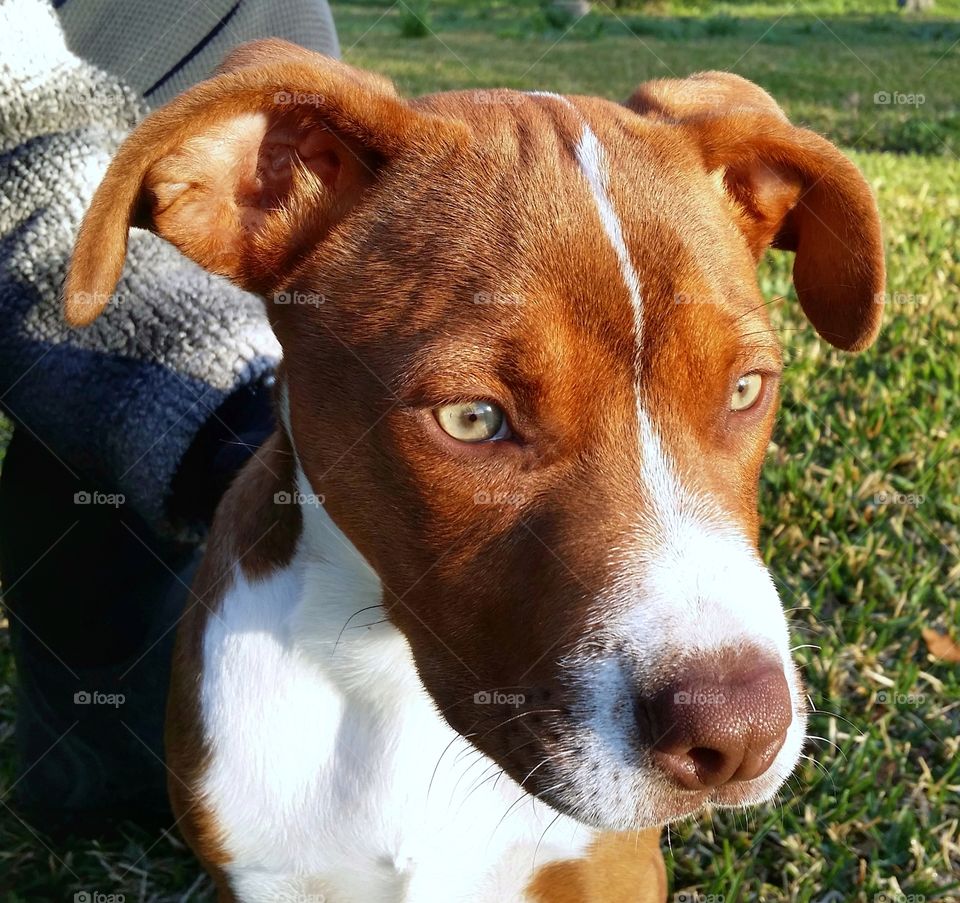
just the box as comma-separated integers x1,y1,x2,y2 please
626,72,885,352
64,39,465,327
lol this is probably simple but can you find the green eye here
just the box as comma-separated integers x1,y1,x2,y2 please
731,373,763,411
435,401,509,443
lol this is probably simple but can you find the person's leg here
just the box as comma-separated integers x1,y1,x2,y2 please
0,0,308,830
58,0,340,107
1,429,198,825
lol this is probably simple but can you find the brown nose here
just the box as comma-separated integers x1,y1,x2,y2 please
639,656,792,790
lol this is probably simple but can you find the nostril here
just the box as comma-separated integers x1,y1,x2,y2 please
689,746,725,779
652,747,734,790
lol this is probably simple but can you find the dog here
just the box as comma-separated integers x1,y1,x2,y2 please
64,39,884,903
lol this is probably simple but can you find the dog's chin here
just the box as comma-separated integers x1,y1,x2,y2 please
531,770,786,832
531,777,709,831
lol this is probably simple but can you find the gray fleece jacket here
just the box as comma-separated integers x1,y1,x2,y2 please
0,0,337,532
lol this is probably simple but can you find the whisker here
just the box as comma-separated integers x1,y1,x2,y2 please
800,753,837,794
806,702,865,737
806,734,847,761
491,754,563,840
518,755,556,790
428,729,476,804
533,812,563,870
464,738,540,803
449,746,496,804
332,604,385,655
735,325,812,341
731,294,788,325
477,708,563,740
347,618,389,630
491,789,534,840
453,743,488,770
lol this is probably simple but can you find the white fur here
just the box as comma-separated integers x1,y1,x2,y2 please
528,94,644,351
573,126,645,353
199,467,589,903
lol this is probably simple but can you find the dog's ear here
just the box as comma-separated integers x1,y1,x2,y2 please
626,72,885,351
65,39,465,327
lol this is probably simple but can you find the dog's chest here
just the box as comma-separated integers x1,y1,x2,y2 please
196,533,589,903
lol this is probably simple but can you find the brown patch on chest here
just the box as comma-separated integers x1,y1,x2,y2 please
527,828,667,902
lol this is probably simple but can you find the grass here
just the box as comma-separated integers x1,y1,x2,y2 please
341,0,960,155
1,1,958,901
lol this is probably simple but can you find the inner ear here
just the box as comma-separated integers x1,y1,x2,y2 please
717,159,803,260
262,126,345,200
64,41,469,328
139,112,379,289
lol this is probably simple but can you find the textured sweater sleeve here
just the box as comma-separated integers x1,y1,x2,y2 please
0,0,282,532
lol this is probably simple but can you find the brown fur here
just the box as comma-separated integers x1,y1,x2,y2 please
527,829,667,903
626,72,884,350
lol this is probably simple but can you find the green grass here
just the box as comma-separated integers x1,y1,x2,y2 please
342,0,960,155
2,1,958,900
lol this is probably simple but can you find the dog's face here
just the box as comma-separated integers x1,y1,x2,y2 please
66,42,884,829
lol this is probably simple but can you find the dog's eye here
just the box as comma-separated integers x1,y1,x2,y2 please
731,373,763,411
435,401,509,443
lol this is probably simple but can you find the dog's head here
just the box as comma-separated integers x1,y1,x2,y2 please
65,41,883,829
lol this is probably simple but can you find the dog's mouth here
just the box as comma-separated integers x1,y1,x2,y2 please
487,718,807,830
453,665,807,831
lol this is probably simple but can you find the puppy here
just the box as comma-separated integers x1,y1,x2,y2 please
65,40,883,903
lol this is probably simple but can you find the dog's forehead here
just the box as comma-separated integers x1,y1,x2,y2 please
395,90,770,379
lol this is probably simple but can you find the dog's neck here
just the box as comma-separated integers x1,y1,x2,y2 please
196,414,590,901
289,463,404,687
274,388,411,693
